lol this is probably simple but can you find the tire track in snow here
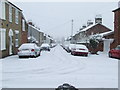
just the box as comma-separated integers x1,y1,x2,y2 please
46,45,86,75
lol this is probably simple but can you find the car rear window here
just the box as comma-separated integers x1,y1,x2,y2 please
19,44,35,49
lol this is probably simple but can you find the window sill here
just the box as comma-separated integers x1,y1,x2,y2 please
0,48,6,51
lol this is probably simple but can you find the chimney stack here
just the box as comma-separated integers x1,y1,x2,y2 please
87,20,93,26
82,24,86,29
95,14,102,24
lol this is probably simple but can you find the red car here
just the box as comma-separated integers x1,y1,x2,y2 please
109,45,120,59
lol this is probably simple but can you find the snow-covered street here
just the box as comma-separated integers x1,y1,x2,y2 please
2,45,118,88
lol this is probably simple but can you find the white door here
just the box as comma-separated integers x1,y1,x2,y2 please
9,29,13,55
103,39,111,53
9,36,13,55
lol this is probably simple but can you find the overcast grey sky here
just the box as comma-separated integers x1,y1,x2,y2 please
13,2,118,39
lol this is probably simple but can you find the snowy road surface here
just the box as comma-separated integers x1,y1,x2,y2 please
2,45,118,88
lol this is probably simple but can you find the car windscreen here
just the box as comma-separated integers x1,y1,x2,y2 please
115,46,120,50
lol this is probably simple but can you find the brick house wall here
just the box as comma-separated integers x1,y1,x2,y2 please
21,16,28,44
112,8,120,49
0,1,23,58
74,24,112,43
73,24,112,52
85,24,111,36
21,23,28,44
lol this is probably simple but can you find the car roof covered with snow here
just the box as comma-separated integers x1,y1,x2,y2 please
19,43,37,49
75,44,88,49
69,44,76,48
41,43,50,47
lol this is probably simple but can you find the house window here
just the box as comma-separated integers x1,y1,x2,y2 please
22,19,25,31
9,5,12,22
0,1,6,20
15,30,19,47
15,9,19,24
0,28,6,50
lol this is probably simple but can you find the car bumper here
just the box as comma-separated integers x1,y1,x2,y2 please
73,51,88,55
112,55,120,59
18,52,35,57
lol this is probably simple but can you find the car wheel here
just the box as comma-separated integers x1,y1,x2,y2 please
34,53,37,58
109,53,112,58
34,55,37,58
38,52,40,56
71,52,75,56
19,56,22,58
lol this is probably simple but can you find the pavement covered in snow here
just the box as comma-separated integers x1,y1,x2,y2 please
2,45,118,88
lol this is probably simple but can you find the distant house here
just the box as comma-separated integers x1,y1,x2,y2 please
0,0,28,58
44,34,55,45
28,22,44,46
73,24,112,43
112,6,120,49
72,16,113,52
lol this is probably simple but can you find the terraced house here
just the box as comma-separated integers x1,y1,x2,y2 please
28,22,44,47
0,0,28,58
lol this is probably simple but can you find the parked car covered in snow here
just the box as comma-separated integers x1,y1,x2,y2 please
40,43,50,51
109,45,120,59
71,44,89,56
50,43,57,48
18,43,40,58
68,44,76,53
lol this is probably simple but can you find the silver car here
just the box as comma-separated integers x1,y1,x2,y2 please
18,43,40,58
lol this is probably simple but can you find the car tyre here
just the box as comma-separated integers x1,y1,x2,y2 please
38,53,40,56
19,56,22,58
85,54,88,57
71,52,73,55
109,53,112,58
71,52,75,56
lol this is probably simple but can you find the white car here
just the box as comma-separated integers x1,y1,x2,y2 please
68,44,76,52
71,44,89,56
18,43,40,58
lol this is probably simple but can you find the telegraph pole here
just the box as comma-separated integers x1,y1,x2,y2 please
71,19,73,43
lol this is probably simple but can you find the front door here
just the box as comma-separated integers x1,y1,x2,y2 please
9,36,13,55
9,29,13,55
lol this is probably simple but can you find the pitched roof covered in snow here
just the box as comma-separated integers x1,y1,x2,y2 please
99,31,114,37
79,23,97,33
28,24,43,33
74,23,112,37
112,7,120,12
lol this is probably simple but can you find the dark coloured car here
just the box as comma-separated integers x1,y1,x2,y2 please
56,83,78,90
109,45,120,59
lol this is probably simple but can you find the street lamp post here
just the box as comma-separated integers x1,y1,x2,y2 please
71,19,73,44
